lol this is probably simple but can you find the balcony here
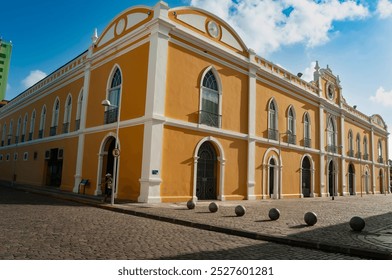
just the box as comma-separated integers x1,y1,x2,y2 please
268,129,278,141
104,108,118,124
378,157,384,164
288,133,296,145
327,145,338,153
356,152,361,159
1,140,4,146
304,137,311,148
49,126,57,136
199,110,221,128
62,122,69,134
14,136,19,144
363,153,369,160
28,132,33,141
38,129,44,139
21,135,25,143
75,119,80,131
348,149,354,157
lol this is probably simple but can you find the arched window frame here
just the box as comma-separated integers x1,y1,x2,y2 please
303,112,311,147
378,140,383,163
22,113,28,142
16,116,22,143
356,133,361,159
39,105,47,138
75,88,83,130
51,98,60,136
104,67,122,124
8,120,13,145
1,123,6,146
348,130,353,157
199,67,222,128
63,94,72,133
268,98,278,140
363,136,368,160
287,106,296,144
327,116,337,153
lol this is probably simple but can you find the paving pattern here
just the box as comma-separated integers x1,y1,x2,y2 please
0,186,366,260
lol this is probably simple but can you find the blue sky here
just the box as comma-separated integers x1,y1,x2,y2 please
2,0,392,150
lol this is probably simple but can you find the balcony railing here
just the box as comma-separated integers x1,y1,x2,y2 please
104,108,118,124
363,153,369,160
49,126,57,136
348,150,354,157
7,138,11,145
356,152,361,159
304,137,311,148
38,129,44,139
268,129,278,141
288,133,296,145
62,122,69,134
21,135,25,143
75,119,80,131
378,157,384,164
1,140,4,146
327,145,337,153
28,132,33,141
199,110,221,128
14,136,19,144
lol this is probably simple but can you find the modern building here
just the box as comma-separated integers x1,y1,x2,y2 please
0,2,389,202
0,39,12,101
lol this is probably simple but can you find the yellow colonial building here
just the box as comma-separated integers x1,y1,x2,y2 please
0,2,389,202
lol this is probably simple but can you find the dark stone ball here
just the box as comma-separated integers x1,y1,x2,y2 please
350,216,365,232
186,200,195,210
304,212,318,226
235,205,246,217
208,202,219,213
269,208,280,220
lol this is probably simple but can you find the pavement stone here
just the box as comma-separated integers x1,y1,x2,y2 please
2,183,392,259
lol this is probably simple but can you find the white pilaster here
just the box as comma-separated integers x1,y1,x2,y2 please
73,47,92,193
319,105,326,196
138,2,173,203
371,128,376,193
340,114,347,195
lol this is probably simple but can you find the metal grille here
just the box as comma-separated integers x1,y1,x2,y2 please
199,110,221,128
196,142,217,200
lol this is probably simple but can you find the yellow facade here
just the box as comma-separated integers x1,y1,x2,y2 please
0,2,389,203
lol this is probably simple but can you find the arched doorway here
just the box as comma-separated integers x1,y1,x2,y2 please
302,157,311,197
328,160,335,196
364,170,369,194
269,158,276,198
99,136,116,195
348,164,355,195
379,169,384,194
196,141,217,200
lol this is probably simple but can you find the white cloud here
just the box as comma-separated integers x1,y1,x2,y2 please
190,0,369,54
370,87,392,107
301,61,316,82
22,70,47,88
377,0,392,18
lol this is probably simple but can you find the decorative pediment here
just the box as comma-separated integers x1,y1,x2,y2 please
94,6,154,51
169,7,248,55
371,114,387,130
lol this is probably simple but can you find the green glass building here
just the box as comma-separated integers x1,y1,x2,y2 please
0,39,12,100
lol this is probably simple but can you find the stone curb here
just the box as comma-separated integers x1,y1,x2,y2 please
6,184,392,260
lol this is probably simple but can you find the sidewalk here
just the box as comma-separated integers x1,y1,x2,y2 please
4,183,392,259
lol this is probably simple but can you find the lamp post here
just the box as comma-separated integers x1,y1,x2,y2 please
278,131,290,199
101,99,121,206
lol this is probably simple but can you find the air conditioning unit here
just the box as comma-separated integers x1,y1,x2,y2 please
44,150,50,159
58,148,64,159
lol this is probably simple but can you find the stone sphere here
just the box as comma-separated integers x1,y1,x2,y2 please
235,205,246,217
304,212,318,226
269,208,280,221
208,202,219,213
350,216,365,232
186,200,195,210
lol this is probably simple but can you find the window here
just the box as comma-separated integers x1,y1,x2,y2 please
356,134,361,159
327,117,337,152
378,140,383,163
348,130,353,157
51,99,60,136
104,68,122,124
287,106,296,144
199,69,221,128
268,99,278,140
1,123,6,146
363,136,368,160
29,110,36,141
304,113,311,148
8,120,13,145
75,90,83,130
39,106,46,138
23,152,28,161
63,95,72,133
22,114,28,142
16,117,22,144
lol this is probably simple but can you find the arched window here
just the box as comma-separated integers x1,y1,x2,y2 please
29,110,36,141
356,134,361,159
327,117,337,152
378,140,383,163
199,69,221,128
287,106,296,144
1,123,6,146
39,106,46,139
16,116,22,144
268,99,278,140
51,99,60,136
63,95,72,133
75,89,83,130
22,114,28,142
8,120,13,145
363,136,368,160
104,68,122,124
304,112,311,147
348,130,353,157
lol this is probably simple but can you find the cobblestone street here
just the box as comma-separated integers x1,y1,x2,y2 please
0,186,364,260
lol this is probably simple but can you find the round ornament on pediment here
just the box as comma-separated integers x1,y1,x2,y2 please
327,83,335,100
116,18,126,36
207,21,220,39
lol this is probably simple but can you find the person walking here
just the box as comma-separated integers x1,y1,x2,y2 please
102,173,113,202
